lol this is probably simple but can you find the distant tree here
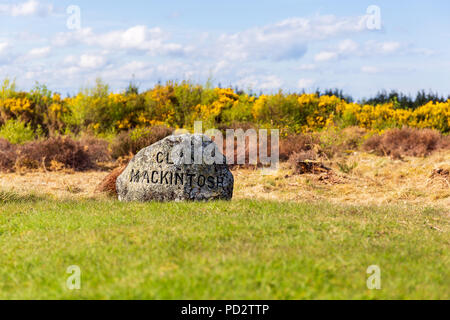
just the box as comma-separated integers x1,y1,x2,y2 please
125,76,139,95
361,89,447,109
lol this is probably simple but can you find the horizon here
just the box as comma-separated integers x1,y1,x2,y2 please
4,77,450,104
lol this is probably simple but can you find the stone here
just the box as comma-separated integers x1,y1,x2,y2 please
116,134,234,202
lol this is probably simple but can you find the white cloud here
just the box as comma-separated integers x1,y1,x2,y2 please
60,66,81,77
236,75,283,90
213,60,230,74
53,28,93,47
297,78,315,89
298,64,316,71
63,53,106,69
379,41,401,54
314,39,410,63
215,14,368,62
25,71,35,79
337,39,359,54
0,42,9,54
259,75,283,90
53,57,204,90
53,25,189,56
79,54,106,69
412,48,435,56
28,46,51,58
314,51,338,62
315,39,359,62
365,41,402,55
63,55,76,65
270,15,368,40
0,42,13,64
93,25,163,50
94,60,155,83
0,0,53,17
50,14,382,66
1,9,437,96
361,66,379,74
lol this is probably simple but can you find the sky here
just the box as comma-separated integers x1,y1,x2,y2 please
0,0,449,99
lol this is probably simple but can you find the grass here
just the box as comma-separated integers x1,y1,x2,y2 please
0,195,448,300
2,150,449,207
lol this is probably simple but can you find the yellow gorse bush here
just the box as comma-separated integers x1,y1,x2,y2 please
337,99,450,132
1,97,33,114
0,79,449,136
410,100,450,132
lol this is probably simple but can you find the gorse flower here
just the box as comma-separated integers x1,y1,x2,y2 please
0,79,448,138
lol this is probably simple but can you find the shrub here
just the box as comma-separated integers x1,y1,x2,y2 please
78,136,111,163
0,138,17,172
217,121,257,133
279,134,318,161
316,126,368,158
0,136,111,172
440,135,450,149
1,79,449,139
18,137,96,171
0,119,38,144
339,127,368,150
111,126,174,159
363,127,444,159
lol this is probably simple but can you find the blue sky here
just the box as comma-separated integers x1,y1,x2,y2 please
0,0,449,99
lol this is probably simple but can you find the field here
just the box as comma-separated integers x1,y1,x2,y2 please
0,197,448,300
0,151,449,300
3,0,450,303
1,81,449,300
2,150,449,207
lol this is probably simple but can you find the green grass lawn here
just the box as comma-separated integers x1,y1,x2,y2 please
0,192,448,300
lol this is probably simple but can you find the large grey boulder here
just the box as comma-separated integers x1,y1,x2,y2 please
116,134,234,202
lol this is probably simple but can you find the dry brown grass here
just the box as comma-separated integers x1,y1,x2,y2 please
1,150,449,210
0,170,108,199
0,136,111,172
363,127,447,159
94,165,126,195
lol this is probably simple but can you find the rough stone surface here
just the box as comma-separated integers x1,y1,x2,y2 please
116,134,234,202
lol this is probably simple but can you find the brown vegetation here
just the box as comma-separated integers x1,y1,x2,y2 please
3,150,448,208
79,136,112,163
363,127,448,159
289,155,330,175
0,136,110,172
111,126,173,159
430,167,450,188
0,139,16,172
279,134,319,161
95,165,126,195
316,126,368,158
